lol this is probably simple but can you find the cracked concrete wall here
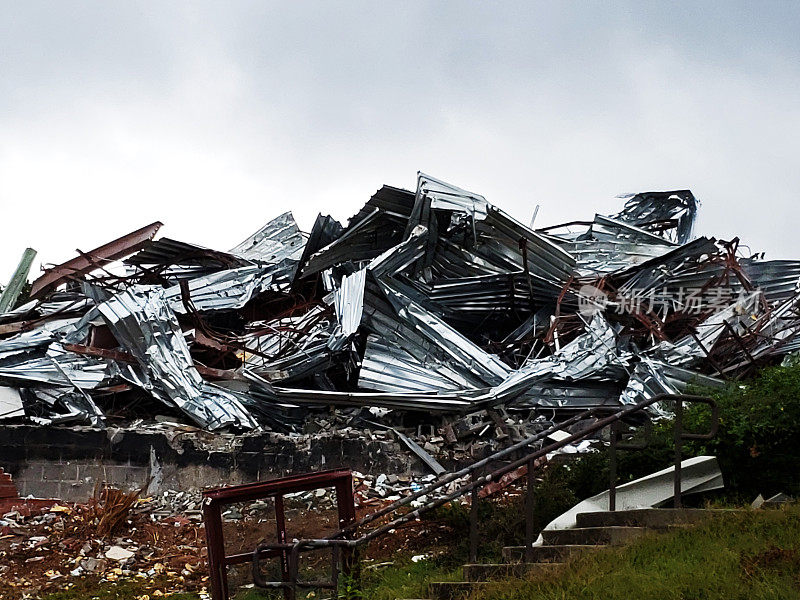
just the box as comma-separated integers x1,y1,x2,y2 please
0,424,462,502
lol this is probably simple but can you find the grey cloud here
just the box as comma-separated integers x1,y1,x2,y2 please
0,1,799,280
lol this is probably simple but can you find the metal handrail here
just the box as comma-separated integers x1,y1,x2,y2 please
252,393,718,593
608,418,654,511
673,395,718,508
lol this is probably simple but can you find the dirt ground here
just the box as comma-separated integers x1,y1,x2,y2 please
0,492,460,600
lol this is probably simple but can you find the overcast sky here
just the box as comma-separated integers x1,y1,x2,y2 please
1,1,799,280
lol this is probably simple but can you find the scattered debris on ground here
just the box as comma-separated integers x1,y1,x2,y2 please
0,470,481,600
0,489,207,599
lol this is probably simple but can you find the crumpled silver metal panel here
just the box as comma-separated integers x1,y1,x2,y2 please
0,347,118,390
483,314,632,405
229,211,307,265
6,170,800,430
610,190,699,244
618,358,724,415
328,268,366,351
26,386,106,427
411,173,576,285
359,334,483,393
271,386,482,412
379,278,512,384
164,264,289,313
0,385,24,420
243,304,335,383
95,286,258,430
651,291,762,368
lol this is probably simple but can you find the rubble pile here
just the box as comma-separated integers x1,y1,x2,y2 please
0,471,467,598
2,172,800,435
0,495,208,598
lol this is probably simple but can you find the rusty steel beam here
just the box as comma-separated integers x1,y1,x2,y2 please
478,456,547,498
0,321,28,336
30,222,163,298
62,342,239,380
61,343,137,364
202,469,355,600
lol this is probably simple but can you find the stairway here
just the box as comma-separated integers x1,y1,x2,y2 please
424,508,726,600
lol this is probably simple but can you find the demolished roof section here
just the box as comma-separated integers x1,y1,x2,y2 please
29,222,162,298
93,286,259,430
610,190,699,245
1,174,799,432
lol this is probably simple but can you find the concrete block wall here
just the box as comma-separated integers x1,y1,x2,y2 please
14,460,149,502
0,424,453,503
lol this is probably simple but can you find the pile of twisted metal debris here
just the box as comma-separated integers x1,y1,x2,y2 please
1,173,799,433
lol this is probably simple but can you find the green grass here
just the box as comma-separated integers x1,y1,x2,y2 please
473,505,800,600
231,556,462,600
358,557,462,600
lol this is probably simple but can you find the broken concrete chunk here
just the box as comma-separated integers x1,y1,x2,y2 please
104,546,135,562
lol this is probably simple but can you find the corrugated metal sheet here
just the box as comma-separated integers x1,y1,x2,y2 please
3,170,800,432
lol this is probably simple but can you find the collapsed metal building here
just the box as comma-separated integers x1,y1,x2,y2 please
1,172,799,433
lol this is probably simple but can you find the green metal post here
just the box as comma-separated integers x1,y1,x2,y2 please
0,248,37,313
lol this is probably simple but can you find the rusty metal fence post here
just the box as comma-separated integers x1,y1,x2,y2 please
672,396,719,509
674,399,684,508
609,419,652,511
524,456,536,562
469,473,479,563
203,469,355,600
609,422,619,512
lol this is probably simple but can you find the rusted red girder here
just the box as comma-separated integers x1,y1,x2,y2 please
61,342,239,380
478,456,547,498
202,470,355,600
30,221,163,298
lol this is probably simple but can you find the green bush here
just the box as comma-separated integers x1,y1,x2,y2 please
425,468,580,563
686,360,800,500
552,360,800,505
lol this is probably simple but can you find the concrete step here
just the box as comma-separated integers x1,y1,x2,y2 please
463,562,559,581
428,581,489,600
502,544,600,563
541,526,647,546
575,508,731,529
